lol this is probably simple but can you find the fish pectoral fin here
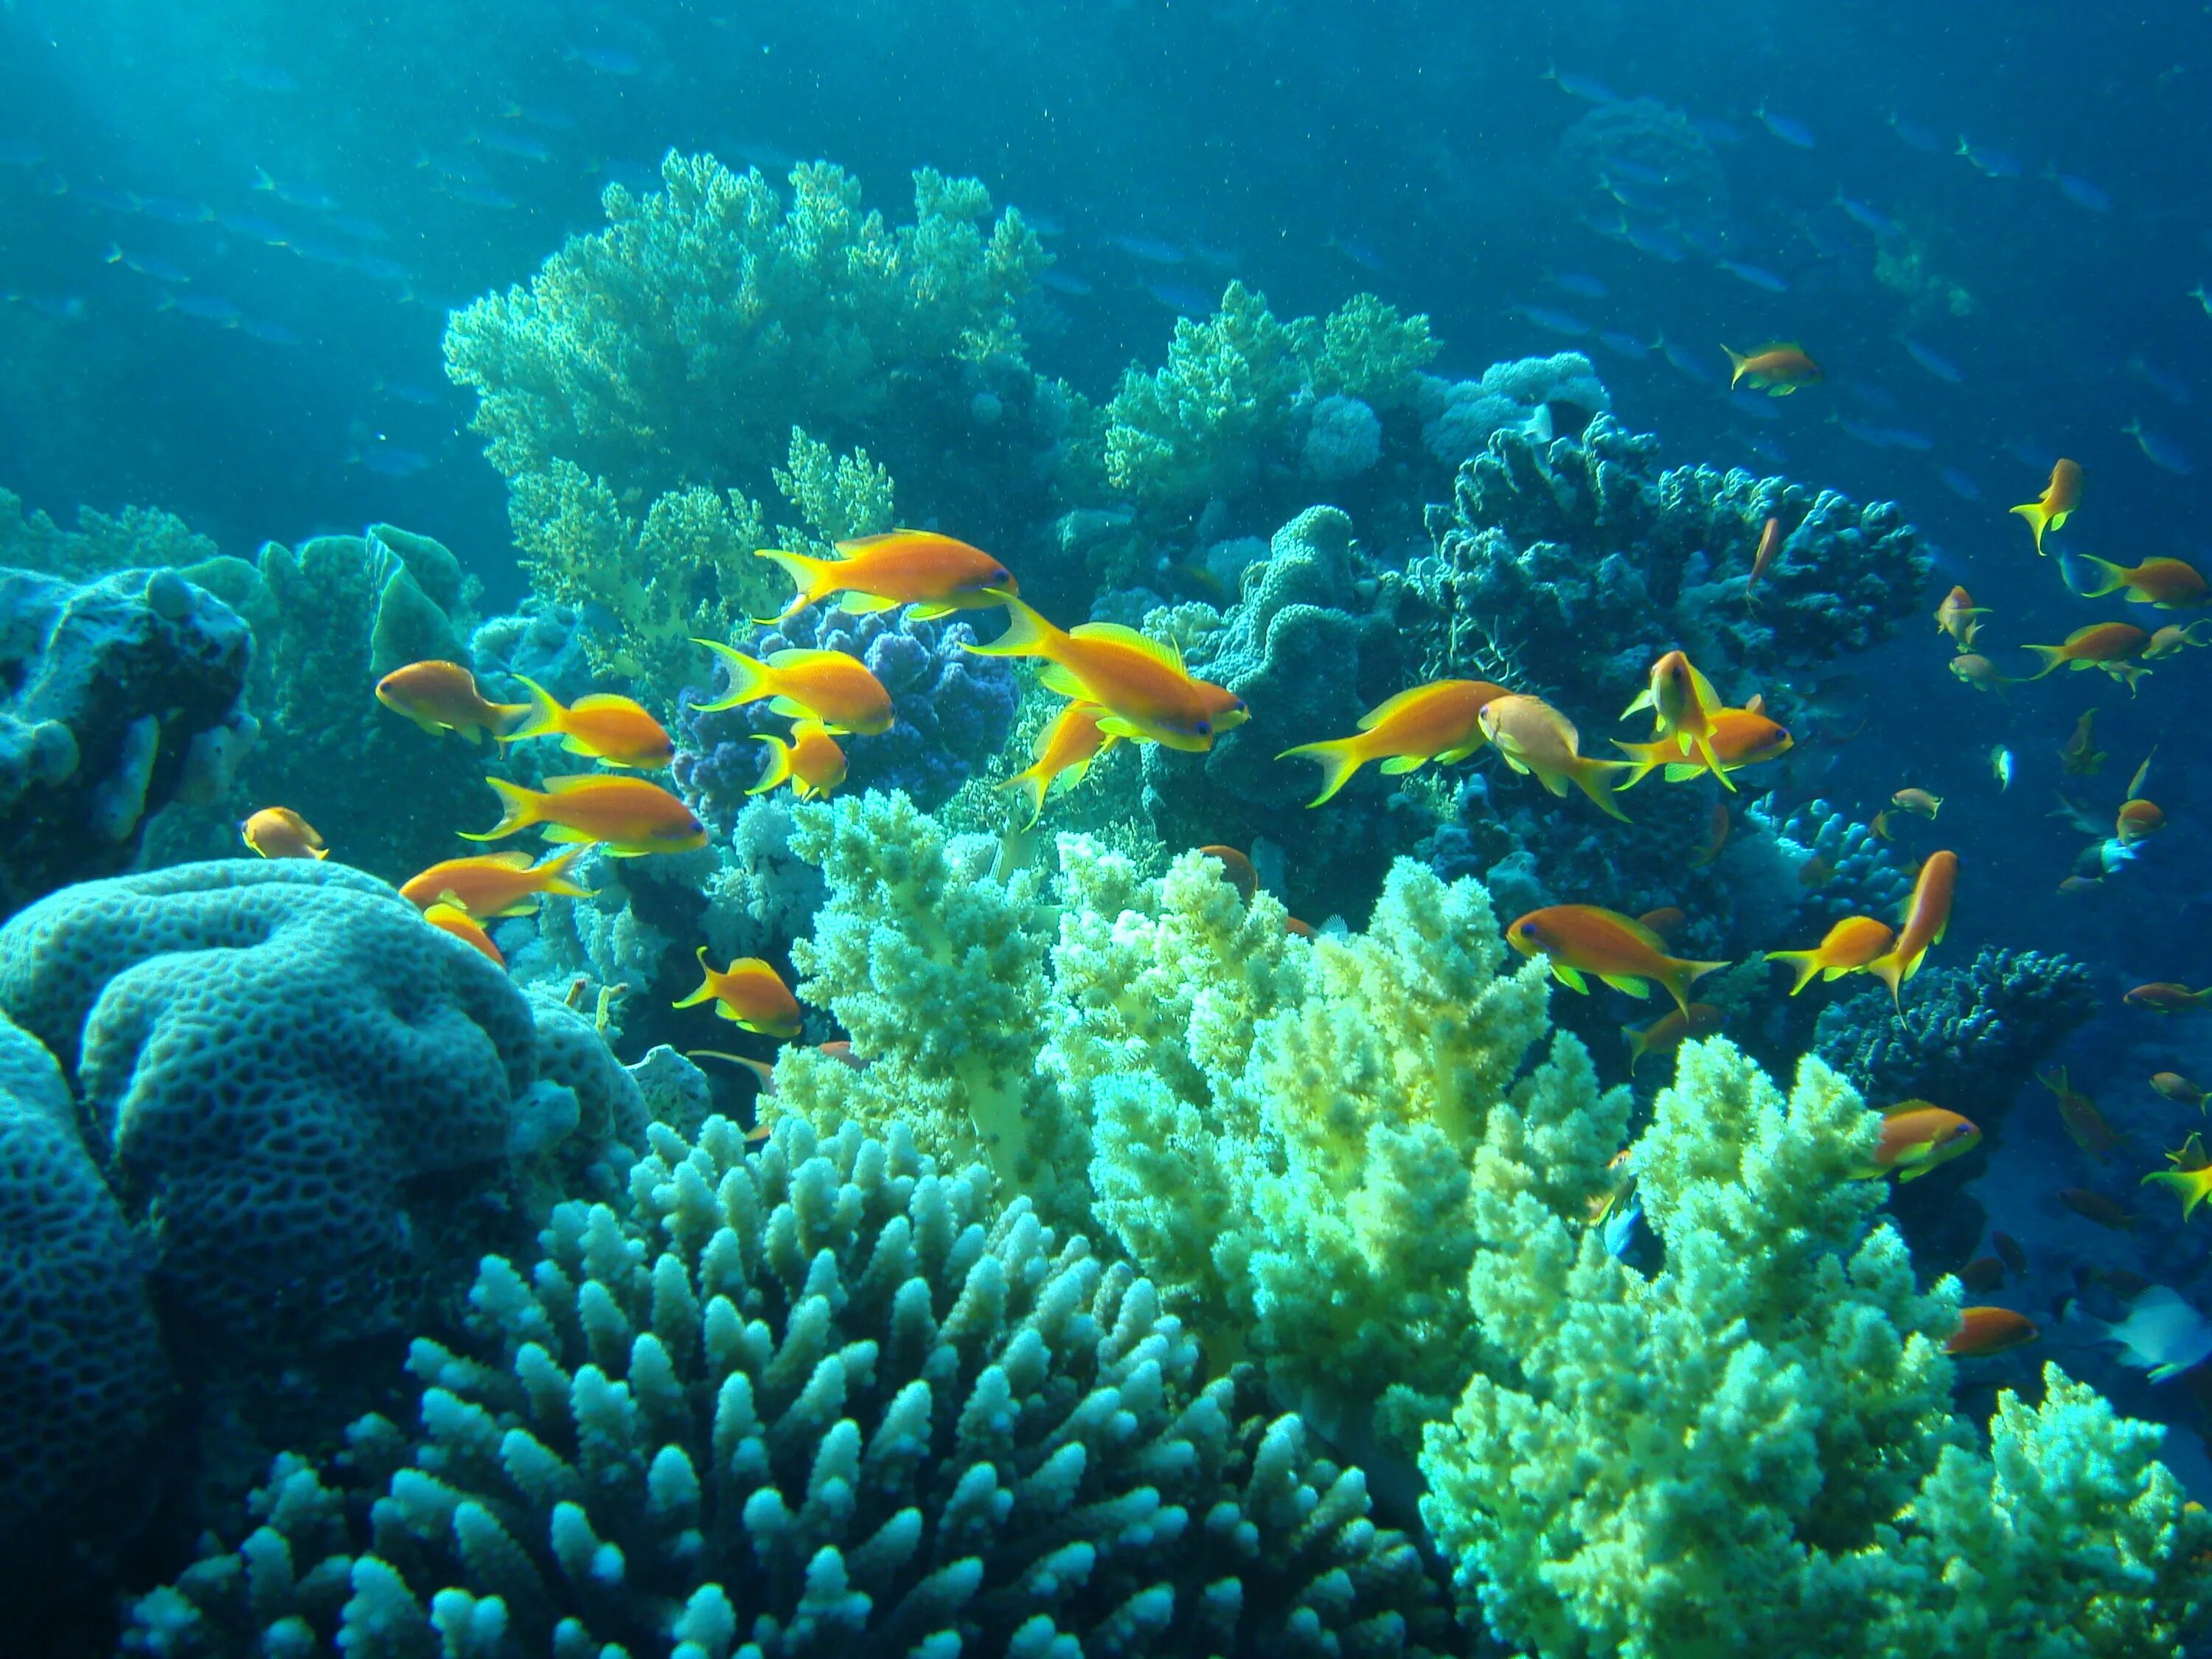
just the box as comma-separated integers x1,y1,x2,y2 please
1599,974,1652,998
1093,715,1152,741
836,591,902,614
1378,755,1427,775
1551,964,1590,994
1037,663,1088,699
905,602,956,620
540,827,599,844
1436,742,1486,763
1660,762,1703,782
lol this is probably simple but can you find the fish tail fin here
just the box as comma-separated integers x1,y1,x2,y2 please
1764,949,1823,996
1276,735,1370,807
996,762,1049,830
671,945,719,1009
1721,343,1747,385
1569,757,1635,821
501,674,568,743
456,776,542,841
964,594,1065,661
2020,644,2067,679
533,845,599,899
755,547,833,621
746,733,796,796
1622,1023,1651,1072
1659,957,1730,1017
1865,945,1921,1008
689,638,771,712
2071,554,2130,599
2009,500,2051,554
1609,739,1665,790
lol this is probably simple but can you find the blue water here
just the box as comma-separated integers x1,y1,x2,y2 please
4,0,2211,1646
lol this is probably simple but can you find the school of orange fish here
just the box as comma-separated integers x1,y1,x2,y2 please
234,370,2212,1367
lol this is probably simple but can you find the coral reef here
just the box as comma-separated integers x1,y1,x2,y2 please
0,484,220,580
0,1010,169,1615
1552,97,1731,245
0,563,254,917
1407,414,1929,716
1416,352,1612,467
1417,1038,2212,1658
127,1115,1450,1658
674,602,1018,819
1043,842,1627,1429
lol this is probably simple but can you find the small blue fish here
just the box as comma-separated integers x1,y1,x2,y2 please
5,291,86,321
1835,416,1893,448
417,149,488,185
445,183,518,209
504,102,578,132
1597,330,1652,359
1957,137,2021,178
1514,305,1589,338
2190,284,2211,317
1661,338,1717,381
1901,339,1963,383
158,292,243,327
565,44,644,74
1106,233,1186,265
473,130,552,163
1548,271,1609,299
104,243,191,284
1757,105,1816,148
133,195,211,225
240,318,303,345
1834,193,1896,236
289,239,356,267
215,212,291,245
2126,418,2194,476
1881,427,1935,453
72,185,138,214
1602,1201,1641,1259
1719,259,1789,293
1622,221,1685,262
252,167,338,212
1939,467,1982,501
1888,114,1944,153
2127,357,2193,406
2048,170,2111,212
1037,269,1093,297
1545,66,1618,103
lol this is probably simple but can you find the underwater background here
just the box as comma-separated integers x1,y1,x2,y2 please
4,0,2212,1652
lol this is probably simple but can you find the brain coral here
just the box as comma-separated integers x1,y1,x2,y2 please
0,859,607,1355
0,1011,170,1615
127,1114,1450,1658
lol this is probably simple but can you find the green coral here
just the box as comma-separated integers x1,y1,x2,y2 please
0,486,220,580
770,425,895,557
1304,291,1437,409
1417,1037,2212,1658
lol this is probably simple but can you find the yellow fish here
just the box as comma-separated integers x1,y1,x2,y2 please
968,596,1245,753
374,660,527,742
1621,650,1732,787
672,948,801,1038
1479,694,1632,821
240,806,327,860
400,847,596,917
459,775,706,857
2009,457,2081,555
1001,700,1119,827
422,902,504,967
757,530,1015,624
1764,915,1897,995
1505,905,1727,1015
1613,697,1791,787
748,718,846,801
1848,1102,1982,1181
501,675,673,768
1277,679,1509,807
692,641,894,735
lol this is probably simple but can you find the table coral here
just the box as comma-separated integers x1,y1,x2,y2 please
125,1114,1453,1658
0,563,254,918
1416,1037,2211,1658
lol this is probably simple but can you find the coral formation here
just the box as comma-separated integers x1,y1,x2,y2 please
1416,352,1612,467
0,484,220,580
127,1114,1450,1658
675,603,1018,819
1417,1038,2212,1658
1407,414,1929,715
0,563,254,917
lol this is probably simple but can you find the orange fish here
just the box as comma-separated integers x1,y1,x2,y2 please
1505,905,1728,1015
1947,1306,2039,1357
2059,1187,2135,1232
2039,1066,2122,1158
2151,1072,2208,1110
501,675,673,768
1992,1231,2028,1275
2075,554,2208,610
1798,855,1837,889
1283,916,1316,938
2125,982,2212,1013
2117,798,2165,842
692,641,894,735
422,902,504,967
672,947,801,1038
1764,914,1897,995
749,718,846,801
2145,619,2212,658
2010,457,2081,555
1891,787,1943,819
2023,622,2152,693
1622,650,1733,787
375,660,528,742
968,596,1245,753
2058,709,2105,776
240,806,327,860
400,847,597,917
1637,906,1686,939
1934,585,1989,650
1688,800,1731,867
1480,695,1632,821
1958,1257,2006,1294
1623,1002,1723,1071
1866,849,1957,1006
2056,874,2103,894
460,774,706,857
1745,515,1783,605
1001,702,1119,827
1723,341,1822,395
1947,653,2017,693
1849,1102,1981,1181
757,530,1015,625
1278,679,1508,807
1614,695,1792,788
1198,845,1259,903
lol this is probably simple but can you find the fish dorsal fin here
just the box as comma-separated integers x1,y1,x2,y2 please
1746,692,1766,715
543,773,624,794
831,531,921,560
1615,913,1671,953
571,692,644,713
1881,1102,1935,1119
1069,621,1185,671
1357,683,1444,731
768,647,859,673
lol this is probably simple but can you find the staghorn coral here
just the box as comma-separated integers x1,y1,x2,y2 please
1406,413,1930,713
0,563,254,918
1045,841,1628,1425
126,1114,1450,1658
1417,1038,2212,1659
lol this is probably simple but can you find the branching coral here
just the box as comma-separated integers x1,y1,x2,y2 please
126,1115,1451,1658
1417,1038,2212,1658
0,485,220,580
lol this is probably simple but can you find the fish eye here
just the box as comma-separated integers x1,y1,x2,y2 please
1194,720,1211,735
